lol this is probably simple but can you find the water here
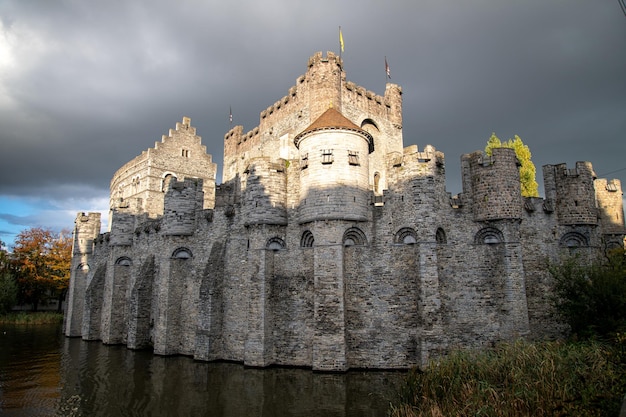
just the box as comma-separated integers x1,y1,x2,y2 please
0,324,406,416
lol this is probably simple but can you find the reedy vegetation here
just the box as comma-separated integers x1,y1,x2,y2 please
0,311,64,324
390,339,625,417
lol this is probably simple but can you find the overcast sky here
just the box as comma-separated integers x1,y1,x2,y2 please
1,0,625,248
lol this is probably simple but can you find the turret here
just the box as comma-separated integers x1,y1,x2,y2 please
108,210,135,246
594,178,625,235
303,51,344,121
384,83,403,130
543,162,597,226
161,178,204,236
462,148,522,222
241,157,288,225
72,212,102,255
65,212,101,337
295,107,373,223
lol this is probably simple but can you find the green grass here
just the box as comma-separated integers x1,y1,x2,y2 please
390,339,626,417
0,311,64,325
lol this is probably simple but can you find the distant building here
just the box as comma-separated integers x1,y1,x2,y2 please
64,52,625,371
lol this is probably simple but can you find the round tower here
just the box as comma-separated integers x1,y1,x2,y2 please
241,157,288,225
294,107,373,223
543,161,598,226
466,147,523,221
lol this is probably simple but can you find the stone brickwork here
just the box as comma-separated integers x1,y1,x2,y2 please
109,116,217,220
64,52,625,371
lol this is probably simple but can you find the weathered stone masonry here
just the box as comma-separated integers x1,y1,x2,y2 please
64,51,625,371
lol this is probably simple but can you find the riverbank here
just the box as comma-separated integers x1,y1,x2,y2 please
0,311,63,324
390,339,626,417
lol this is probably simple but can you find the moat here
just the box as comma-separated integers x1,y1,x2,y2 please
0,323,404,416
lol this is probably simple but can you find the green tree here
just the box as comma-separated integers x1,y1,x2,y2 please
12,227,72,311
549,249,626,338
0,240,18,313
485,132,502,152
0,272,18,313
485,133,539,197
47,231,72,312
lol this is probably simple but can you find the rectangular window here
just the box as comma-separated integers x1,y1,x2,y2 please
348,150,359,166
301,153,309,170
181,149,190,157
321,149,334,164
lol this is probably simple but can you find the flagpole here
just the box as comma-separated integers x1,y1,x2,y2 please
385,56,391,83
338,26,344,111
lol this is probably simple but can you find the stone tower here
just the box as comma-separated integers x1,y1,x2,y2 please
64,212,101,337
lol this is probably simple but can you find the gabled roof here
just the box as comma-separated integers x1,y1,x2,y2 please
294,107,374,152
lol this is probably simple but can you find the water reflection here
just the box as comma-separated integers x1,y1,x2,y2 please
1,324,405,416
0,324,62,416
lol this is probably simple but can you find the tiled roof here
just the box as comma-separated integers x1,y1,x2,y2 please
294,107,374,152
303,107,361,131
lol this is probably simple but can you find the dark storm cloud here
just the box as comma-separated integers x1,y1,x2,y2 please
0,0,624,237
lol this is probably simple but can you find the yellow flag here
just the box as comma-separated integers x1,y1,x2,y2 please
339,27,344,53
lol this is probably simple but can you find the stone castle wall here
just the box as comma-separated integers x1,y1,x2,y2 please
64,52,625,371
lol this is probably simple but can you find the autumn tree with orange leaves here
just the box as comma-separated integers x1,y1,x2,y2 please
12,227,72,311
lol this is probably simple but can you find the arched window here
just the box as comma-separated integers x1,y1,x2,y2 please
560,232,588,248
343,227,367,246
605,240,623,253
373,172,381,194
474,227,504,245
77,263,90,271
300,230,314,247
162,173,177,192
172,247,193,259
395,227,417,245
435,228,447,244
131,176,140,194
115,257,132,266
266,237,286,251
361,119,380,133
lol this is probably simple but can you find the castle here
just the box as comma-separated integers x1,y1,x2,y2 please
64,51,625,371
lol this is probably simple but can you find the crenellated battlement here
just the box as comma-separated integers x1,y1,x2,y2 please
543,162,598,226
462,148,523,221
386,145,445,191
72,212,102,255
161,177,204,236
108,210,135,246
241,157,288,226
307,50,343,69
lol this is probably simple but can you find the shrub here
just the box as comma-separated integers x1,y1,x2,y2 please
549,250,626,339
